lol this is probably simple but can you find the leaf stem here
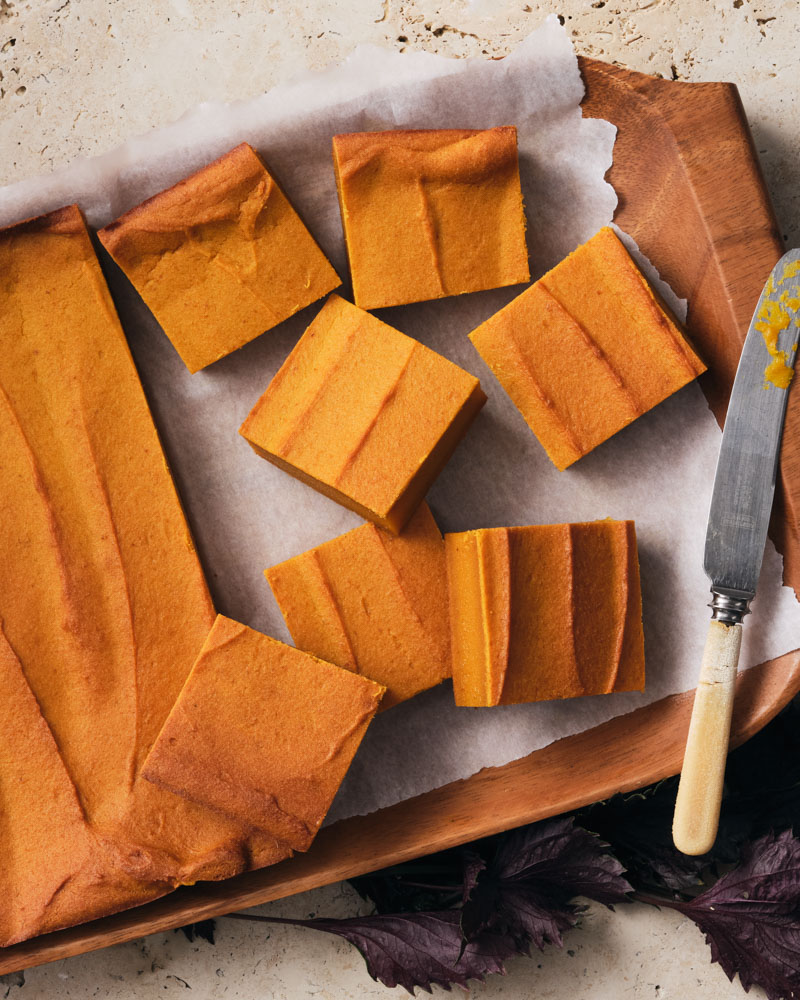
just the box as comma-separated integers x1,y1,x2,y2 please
225,913,308,926
395,881,462,893
630,891,686,912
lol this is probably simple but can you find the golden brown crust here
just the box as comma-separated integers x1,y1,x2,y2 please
0,202,86,237
99,143,261,255
332,127,520,183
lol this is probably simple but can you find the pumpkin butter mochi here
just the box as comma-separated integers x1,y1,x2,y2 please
469,227,706,469
98,142,340,373
240,294,487,533
142,616,385,851
446,520,645,707
0,137,658,953
266,502,451,710
332,127,530,310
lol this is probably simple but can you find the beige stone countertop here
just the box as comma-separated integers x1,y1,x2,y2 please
1,1,798,997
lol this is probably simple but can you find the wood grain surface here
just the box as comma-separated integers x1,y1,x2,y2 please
2,57,798,976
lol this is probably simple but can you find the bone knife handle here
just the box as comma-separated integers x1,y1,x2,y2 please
672,620,741,856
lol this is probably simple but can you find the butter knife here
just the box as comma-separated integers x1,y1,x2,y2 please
672,247,800,856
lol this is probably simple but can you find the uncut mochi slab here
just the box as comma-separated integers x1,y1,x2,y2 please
469,226,706,470
266,502,450,710
142,615,385,852
332,127,530,310
446,520,645,707
0,205,288,947
240,294,487,534
98,142,340,373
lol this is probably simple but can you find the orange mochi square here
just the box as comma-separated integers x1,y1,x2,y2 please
469,227,706,470
240,294,487,534
446,520,645,707
266,502,450,710
98,142,340,373
332,127,530,310
142,615,384,852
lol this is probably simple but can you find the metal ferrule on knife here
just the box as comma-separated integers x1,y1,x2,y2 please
708,588,752,625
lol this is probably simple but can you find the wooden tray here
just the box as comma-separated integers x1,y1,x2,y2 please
3,56,799,977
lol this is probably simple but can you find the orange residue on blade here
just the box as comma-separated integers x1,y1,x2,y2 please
755,297,795,389
780,260,800,284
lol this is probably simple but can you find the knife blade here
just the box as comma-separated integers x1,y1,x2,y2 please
673,247,800,856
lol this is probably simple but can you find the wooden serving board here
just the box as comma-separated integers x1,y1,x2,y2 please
2,56,799,977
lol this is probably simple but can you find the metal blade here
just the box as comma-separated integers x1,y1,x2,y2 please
704,247,800,599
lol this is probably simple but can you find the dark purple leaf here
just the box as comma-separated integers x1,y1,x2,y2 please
462,816,632,951
724,701,800,844
462,851,486,904
651,830,800,1000
581,779,751,893
297,910,516,994
349,853,466,914
460,850,489,941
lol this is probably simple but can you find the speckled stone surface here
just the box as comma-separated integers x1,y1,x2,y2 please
2,0,799,247
0,883,765,999
1,2,797,997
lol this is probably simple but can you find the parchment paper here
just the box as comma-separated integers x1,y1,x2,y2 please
1,16,798,823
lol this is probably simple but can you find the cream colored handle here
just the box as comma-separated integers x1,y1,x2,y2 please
672,620,741,856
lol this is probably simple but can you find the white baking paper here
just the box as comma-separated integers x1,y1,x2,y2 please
1,16,798,824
